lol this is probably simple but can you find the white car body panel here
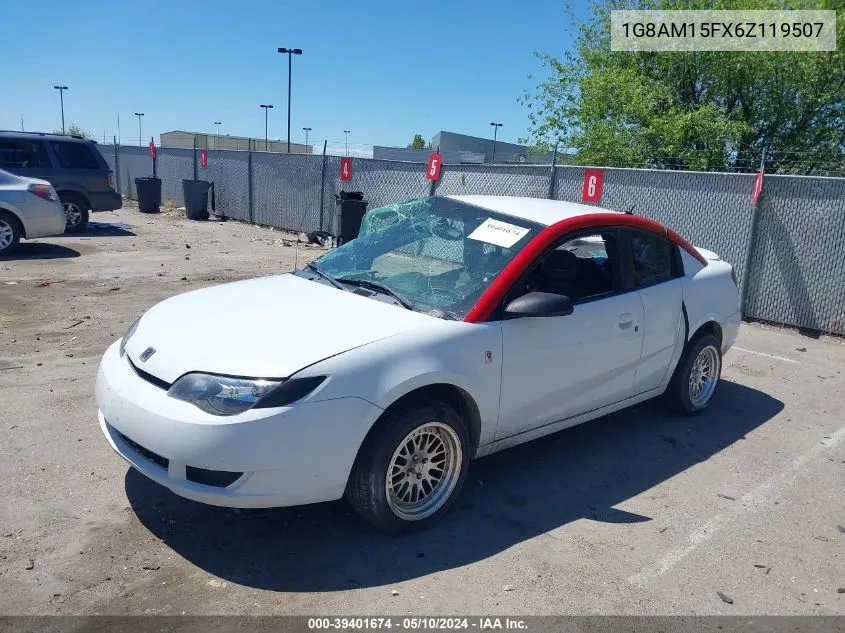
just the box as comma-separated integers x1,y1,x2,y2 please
0,169,65,239
125,273,439,383
497,292,644,439
95,195,742,510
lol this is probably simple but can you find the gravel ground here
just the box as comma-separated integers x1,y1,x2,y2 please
0,206,843,616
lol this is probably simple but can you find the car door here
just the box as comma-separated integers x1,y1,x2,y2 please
621,229,685,394
496,229,644,440
46,140,103,200
0,138,54,180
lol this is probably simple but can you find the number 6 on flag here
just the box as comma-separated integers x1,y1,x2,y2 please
340,157,352,182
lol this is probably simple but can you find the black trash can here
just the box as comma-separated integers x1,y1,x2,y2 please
335,190,368,245
135,177,162,214
182,179,214,220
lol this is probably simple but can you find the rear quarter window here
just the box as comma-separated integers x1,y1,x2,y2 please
630,231,674,287
0,139,50,168
50,142,100,169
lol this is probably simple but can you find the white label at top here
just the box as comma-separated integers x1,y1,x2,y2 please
468,218,530,249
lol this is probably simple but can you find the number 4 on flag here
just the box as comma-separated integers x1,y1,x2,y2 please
340,157,352,182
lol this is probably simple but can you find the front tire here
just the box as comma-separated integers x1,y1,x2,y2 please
346,397,470,534
665,334,722,414
60,194,89,233
0,212,22,255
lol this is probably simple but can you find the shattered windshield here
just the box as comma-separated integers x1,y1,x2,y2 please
311,197,541,319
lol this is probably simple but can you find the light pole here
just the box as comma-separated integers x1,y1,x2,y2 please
343,130,350,156
53,86,68,134
135,112,144,147
260,105,273,151
214,121,222,149
302,127,311,153
490,122,503,163
277,47,303,153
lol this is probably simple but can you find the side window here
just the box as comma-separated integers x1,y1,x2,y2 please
628,231,674,288
50,142,99,169
527,232,617,302
0,139,49,169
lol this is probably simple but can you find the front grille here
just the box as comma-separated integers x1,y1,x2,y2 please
186,466,243,488
127,357,171,390
115,428,169,470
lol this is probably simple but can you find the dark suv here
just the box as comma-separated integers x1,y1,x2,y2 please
0,131,121,231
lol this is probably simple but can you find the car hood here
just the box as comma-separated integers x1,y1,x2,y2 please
125,273,438,383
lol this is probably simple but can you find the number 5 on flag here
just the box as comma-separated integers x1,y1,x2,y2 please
426,153,443,181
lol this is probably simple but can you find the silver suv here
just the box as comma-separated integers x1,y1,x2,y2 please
0,131,121,231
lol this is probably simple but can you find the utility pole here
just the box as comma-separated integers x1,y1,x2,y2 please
53,86,68,133
134,113,144,147
490,122,503,163
214,121,222,149
277,47,303,153
260,105,273,151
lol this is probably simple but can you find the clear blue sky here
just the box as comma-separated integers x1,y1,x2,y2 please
2,0,587,149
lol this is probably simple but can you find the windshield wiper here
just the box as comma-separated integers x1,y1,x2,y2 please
337,277,415,310
304,261,346,290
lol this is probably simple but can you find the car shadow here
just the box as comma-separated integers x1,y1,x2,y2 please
0,243,80,260
125,380,783,592
70,221,136,237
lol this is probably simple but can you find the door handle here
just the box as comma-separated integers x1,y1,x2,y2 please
618,313,635,330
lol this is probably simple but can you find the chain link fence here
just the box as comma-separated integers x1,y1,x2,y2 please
99,144,845,335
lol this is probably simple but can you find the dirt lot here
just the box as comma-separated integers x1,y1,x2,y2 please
1,206,843,616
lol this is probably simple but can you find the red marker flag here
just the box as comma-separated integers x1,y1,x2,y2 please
751,153,764,207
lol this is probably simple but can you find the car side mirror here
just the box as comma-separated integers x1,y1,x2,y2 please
504,292,574,318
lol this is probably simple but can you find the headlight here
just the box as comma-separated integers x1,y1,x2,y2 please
168,373,282,416
119,316,141,357
167,373,327,416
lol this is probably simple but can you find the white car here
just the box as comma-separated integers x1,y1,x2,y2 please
0,169,66,255
96,195,741,532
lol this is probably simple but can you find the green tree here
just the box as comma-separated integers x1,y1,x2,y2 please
53,124,91,139
407,134,427,149
521,0,844,174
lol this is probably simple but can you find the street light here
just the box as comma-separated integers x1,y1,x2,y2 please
260,105,273,151
343,130,350,156
135,112,145,147
302,127,311,154
490,122,503,164
53,86,68,134
277,47,303,153
214,121,222,149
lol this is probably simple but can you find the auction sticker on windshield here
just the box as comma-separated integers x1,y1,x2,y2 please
468,218,530,248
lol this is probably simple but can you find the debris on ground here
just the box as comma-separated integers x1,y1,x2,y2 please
108,287,120,292
504,585,515,592
38,280,51,287
64,320,84,329
25,559,34,570
838,588,845,594
717,494,737,501
837,525,845,533
717,591,734,605
185,243,191,249
58,337,76,347
754,564,767,569
142,563,161,571
814,536,829,542
796,347,807,352
3,281,18,285
391,589,399,597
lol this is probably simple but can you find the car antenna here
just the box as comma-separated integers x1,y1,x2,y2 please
624,204,636,215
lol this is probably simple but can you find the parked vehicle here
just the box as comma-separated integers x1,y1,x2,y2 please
95,195,741,533
0,169,66,255
0,131,121,232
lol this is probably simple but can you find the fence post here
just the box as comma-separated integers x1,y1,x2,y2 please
193,137,198,180
547,143,558,199
319,140,328,231
428,145,441,197
739,147,765,315
113,137,121,196
247,145,254,223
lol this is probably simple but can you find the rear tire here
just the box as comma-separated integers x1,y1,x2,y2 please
60,194,89,233
0,212,22,255
346,396,470,534
665,334,722,415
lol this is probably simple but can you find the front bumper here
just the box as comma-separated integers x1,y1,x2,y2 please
95,341,383,508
